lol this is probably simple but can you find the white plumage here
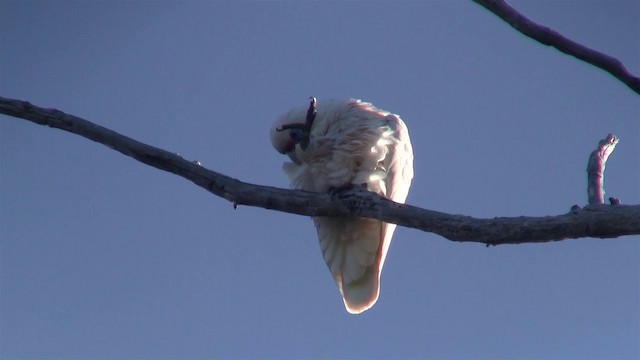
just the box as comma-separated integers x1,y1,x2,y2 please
270,98,413,314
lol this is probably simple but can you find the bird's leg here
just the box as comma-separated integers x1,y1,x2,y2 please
305,96,317,131
276,97,317,150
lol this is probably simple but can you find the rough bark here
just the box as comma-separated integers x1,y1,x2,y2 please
2,96,638,246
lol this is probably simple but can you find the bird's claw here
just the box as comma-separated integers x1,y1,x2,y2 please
328,183,368,196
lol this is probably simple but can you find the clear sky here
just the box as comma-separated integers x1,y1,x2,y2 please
1,1,638,358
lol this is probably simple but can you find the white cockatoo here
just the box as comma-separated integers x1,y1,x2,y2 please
270,98,413,314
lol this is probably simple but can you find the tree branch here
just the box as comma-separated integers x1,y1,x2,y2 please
1,96,639,245
587,133,619,205
473,0,640,95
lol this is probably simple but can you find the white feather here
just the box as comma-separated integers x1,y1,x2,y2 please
270,99,414,314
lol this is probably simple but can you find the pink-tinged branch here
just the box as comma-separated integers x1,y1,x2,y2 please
473,0,640,95
587,134,619,205
1,96,639,245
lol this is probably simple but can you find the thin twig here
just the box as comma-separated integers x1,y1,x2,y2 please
1,96,638,245
473,0,640,95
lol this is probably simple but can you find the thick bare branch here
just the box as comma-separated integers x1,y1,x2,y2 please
1,96,639,245
473,0,640,95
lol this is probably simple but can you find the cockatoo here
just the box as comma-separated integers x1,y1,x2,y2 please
270,98,413,314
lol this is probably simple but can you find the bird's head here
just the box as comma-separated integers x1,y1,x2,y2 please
270,117,305,155
270,97,317,155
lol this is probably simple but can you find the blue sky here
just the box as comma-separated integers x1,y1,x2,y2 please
1,1,638,358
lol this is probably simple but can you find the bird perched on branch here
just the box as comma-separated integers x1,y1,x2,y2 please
270,98,414,314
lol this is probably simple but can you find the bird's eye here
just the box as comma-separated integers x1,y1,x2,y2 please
289,129,304,144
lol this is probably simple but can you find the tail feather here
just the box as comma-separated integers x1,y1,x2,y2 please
314,216,388,314
341,264,380,314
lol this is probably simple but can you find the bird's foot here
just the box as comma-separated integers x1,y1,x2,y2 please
328,183,368,196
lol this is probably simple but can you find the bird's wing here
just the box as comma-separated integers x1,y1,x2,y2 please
377,113,414,271
314,103,414,314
